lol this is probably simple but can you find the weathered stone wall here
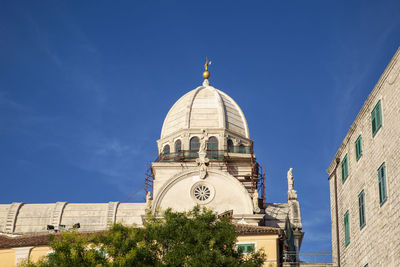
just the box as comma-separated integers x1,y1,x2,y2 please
328,48,400,266
0,202,146,234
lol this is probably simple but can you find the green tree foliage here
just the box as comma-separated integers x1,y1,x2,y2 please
22,206,265,267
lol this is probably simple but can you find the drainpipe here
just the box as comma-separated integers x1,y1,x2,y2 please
328,158,341,267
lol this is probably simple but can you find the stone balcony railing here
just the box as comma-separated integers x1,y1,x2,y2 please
156,146,252,162
283,252,336,267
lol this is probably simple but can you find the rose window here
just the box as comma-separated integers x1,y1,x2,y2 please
193,185,211,201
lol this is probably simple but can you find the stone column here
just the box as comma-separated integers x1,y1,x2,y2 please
293,230,302,263
13,247,33,266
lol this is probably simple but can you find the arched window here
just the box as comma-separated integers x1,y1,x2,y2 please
207,136,219,159
207,137,218,151
227,139,234,153
175,140,182,152
190,137,200,151
163,145,170,154
239,144,245,153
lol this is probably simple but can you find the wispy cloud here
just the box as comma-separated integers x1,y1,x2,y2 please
65,133,148,199
94,139,134,157
23,13,63,68
302,206,331,227
0,91,60,135
21,4,97,68
326,23,398,144
1,89,145,200
0,91,29,112
20,4,106,109
301,207,332,252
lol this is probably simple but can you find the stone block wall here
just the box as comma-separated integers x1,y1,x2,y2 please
328,48,400,266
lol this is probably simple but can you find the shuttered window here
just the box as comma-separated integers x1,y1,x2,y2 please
378,163,387,205
237,243,255,254
344,210,350,246
358,190,366,229
355,135,362,161
341,154,349,183
371,100,382,137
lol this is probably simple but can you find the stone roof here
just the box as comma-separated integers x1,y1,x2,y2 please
0,231,108,249
0,233,51,248
0,202,146,234
0,225,281,249
160,81,249,139
264,203,289,228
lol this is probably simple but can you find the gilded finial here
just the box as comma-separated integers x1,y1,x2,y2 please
203,57,211,79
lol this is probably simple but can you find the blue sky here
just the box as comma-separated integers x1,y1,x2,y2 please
1,0,400,255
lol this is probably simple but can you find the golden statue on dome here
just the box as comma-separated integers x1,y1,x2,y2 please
203,58,211,79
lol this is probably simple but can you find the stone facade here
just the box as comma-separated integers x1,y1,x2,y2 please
152,79,304,265
327,47,400,266
0,76,304,266
153,79,302,231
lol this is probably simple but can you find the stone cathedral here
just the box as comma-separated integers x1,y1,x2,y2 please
0,63,303,267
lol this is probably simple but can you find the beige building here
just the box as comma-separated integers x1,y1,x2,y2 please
327,47,400,267
0,69,304,266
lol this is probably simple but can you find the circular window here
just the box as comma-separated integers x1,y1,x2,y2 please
190,182,215,204
194,185,211,201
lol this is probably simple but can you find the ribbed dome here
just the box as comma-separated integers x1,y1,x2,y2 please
161,83,249,139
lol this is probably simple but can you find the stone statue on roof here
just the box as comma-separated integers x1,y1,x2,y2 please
145,191,152,210
199,129,208,154
196,129,209,179
287,168,294,191
252,190,260,213
287,168,297,200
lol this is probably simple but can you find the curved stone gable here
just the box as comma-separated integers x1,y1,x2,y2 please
152,169,253,215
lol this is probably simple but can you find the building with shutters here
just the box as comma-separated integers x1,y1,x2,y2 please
0,66,304,266
327,47,400,267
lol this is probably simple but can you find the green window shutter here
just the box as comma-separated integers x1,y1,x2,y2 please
372,100,382,137
376,100,382,128
341,163,345,183
237,243,255,254
371,108,377,134
344,210,350,246
378,163,387,205
355,135,362,161
358,190,366,229
341,154,349,183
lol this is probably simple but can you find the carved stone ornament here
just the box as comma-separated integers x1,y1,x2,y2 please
199,129,208,153
233,138,240,146
252,190,261,213
145,191,152,210
287,168,298,200
196,130,210,179
287,168,294,191
190,181,215,204
196,152,209,179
